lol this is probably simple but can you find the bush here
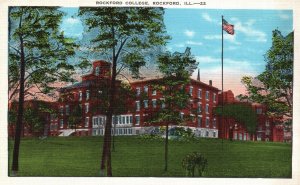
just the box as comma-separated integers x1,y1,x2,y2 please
182,152,208,177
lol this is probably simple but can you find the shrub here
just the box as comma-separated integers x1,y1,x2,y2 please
182,152,208,177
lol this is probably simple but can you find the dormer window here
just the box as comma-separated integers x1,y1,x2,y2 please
95,66,100,76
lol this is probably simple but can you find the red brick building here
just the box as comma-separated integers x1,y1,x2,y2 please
218,90,281,142
9,60,288,142
53,60,219,138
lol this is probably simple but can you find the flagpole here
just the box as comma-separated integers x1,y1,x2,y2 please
221,15,224,150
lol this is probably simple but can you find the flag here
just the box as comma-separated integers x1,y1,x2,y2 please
222,19,234,35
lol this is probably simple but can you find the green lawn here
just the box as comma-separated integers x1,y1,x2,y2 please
8,136,292,177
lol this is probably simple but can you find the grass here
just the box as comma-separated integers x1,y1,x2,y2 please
8,136,292,177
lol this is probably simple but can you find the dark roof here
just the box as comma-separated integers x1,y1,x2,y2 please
131,77,219,91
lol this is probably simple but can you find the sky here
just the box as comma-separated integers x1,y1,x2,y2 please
59,8,293,96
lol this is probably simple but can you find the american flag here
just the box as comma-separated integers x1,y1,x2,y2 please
222,19,234,35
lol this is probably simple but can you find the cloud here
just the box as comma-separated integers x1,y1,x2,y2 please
173,41,202,48
196,56,219,64
65,17,81,25
186,41,203,46
192,57,260,95
184,30,195,38
278,12,290,20
204,34,241,45
231,18,267,43
202,13,213,22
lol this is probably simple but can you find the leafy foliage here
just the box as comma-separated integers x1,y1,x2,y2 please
214,104,257,134
239,30,293,121
182,152,208,177
9,7,79,101
149,48,198,125
68,104,83,130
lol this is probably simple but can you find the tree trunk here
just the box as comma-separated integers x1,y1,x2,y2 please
11,34,25,176
164,123,169,172
100,32,117,176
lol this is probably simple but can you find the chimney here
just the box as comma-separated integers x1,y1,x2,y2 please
197,69,200,81
209,80,212,86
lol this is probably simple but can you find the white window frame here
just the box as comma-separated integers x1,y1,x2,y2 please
206,91,210,101
136,87,141,96
206,104,209,114
197,102,202,113
136,101,140,111
85,103,89,113
198,89,202,99
206,117,210,127
152,89,157,96
189,86,193,96
144,100,148,109
135,115,140,125
152,99,157,108
144,85,148,94
197,115,202,127
213,118,217,128
85,117,89,127
213,93,216,102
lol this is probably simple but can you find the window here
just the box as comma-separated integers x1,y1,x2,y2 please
144,100,148,108
197,102,202,113
126,116,129,124
213,118,216,128
122,116,125,124
144,86,148,94
180,112,184,120
190,114,195,122
206,117,210,127
152,89,156,96
93,117,99,127
60,119,64,128
135,115,140,125
213,132,216,138
85,117,89,127
136,87,141,96
160,98,165,109
95,66,100,76
85,103,89,113
213,93,216,102
152,99,157,108
205,104,209,114
65,105,70,115
239,133,243,140
136,101,140,111
198,89,202,99
265,120,270,127
256,108,262,114
206,91,210,100
197,116,202,127
206,131,209,137
86,90,90,100
234,133,238,140
59,106,64,115
79,91,82,101
189,86,193,96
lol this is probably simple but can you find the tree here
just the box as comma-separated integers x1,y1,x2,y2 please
9,7,78,176
68,104,83,133
214,104,258,135
148,48,198,171
78,7,169,176
239,30,293,123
